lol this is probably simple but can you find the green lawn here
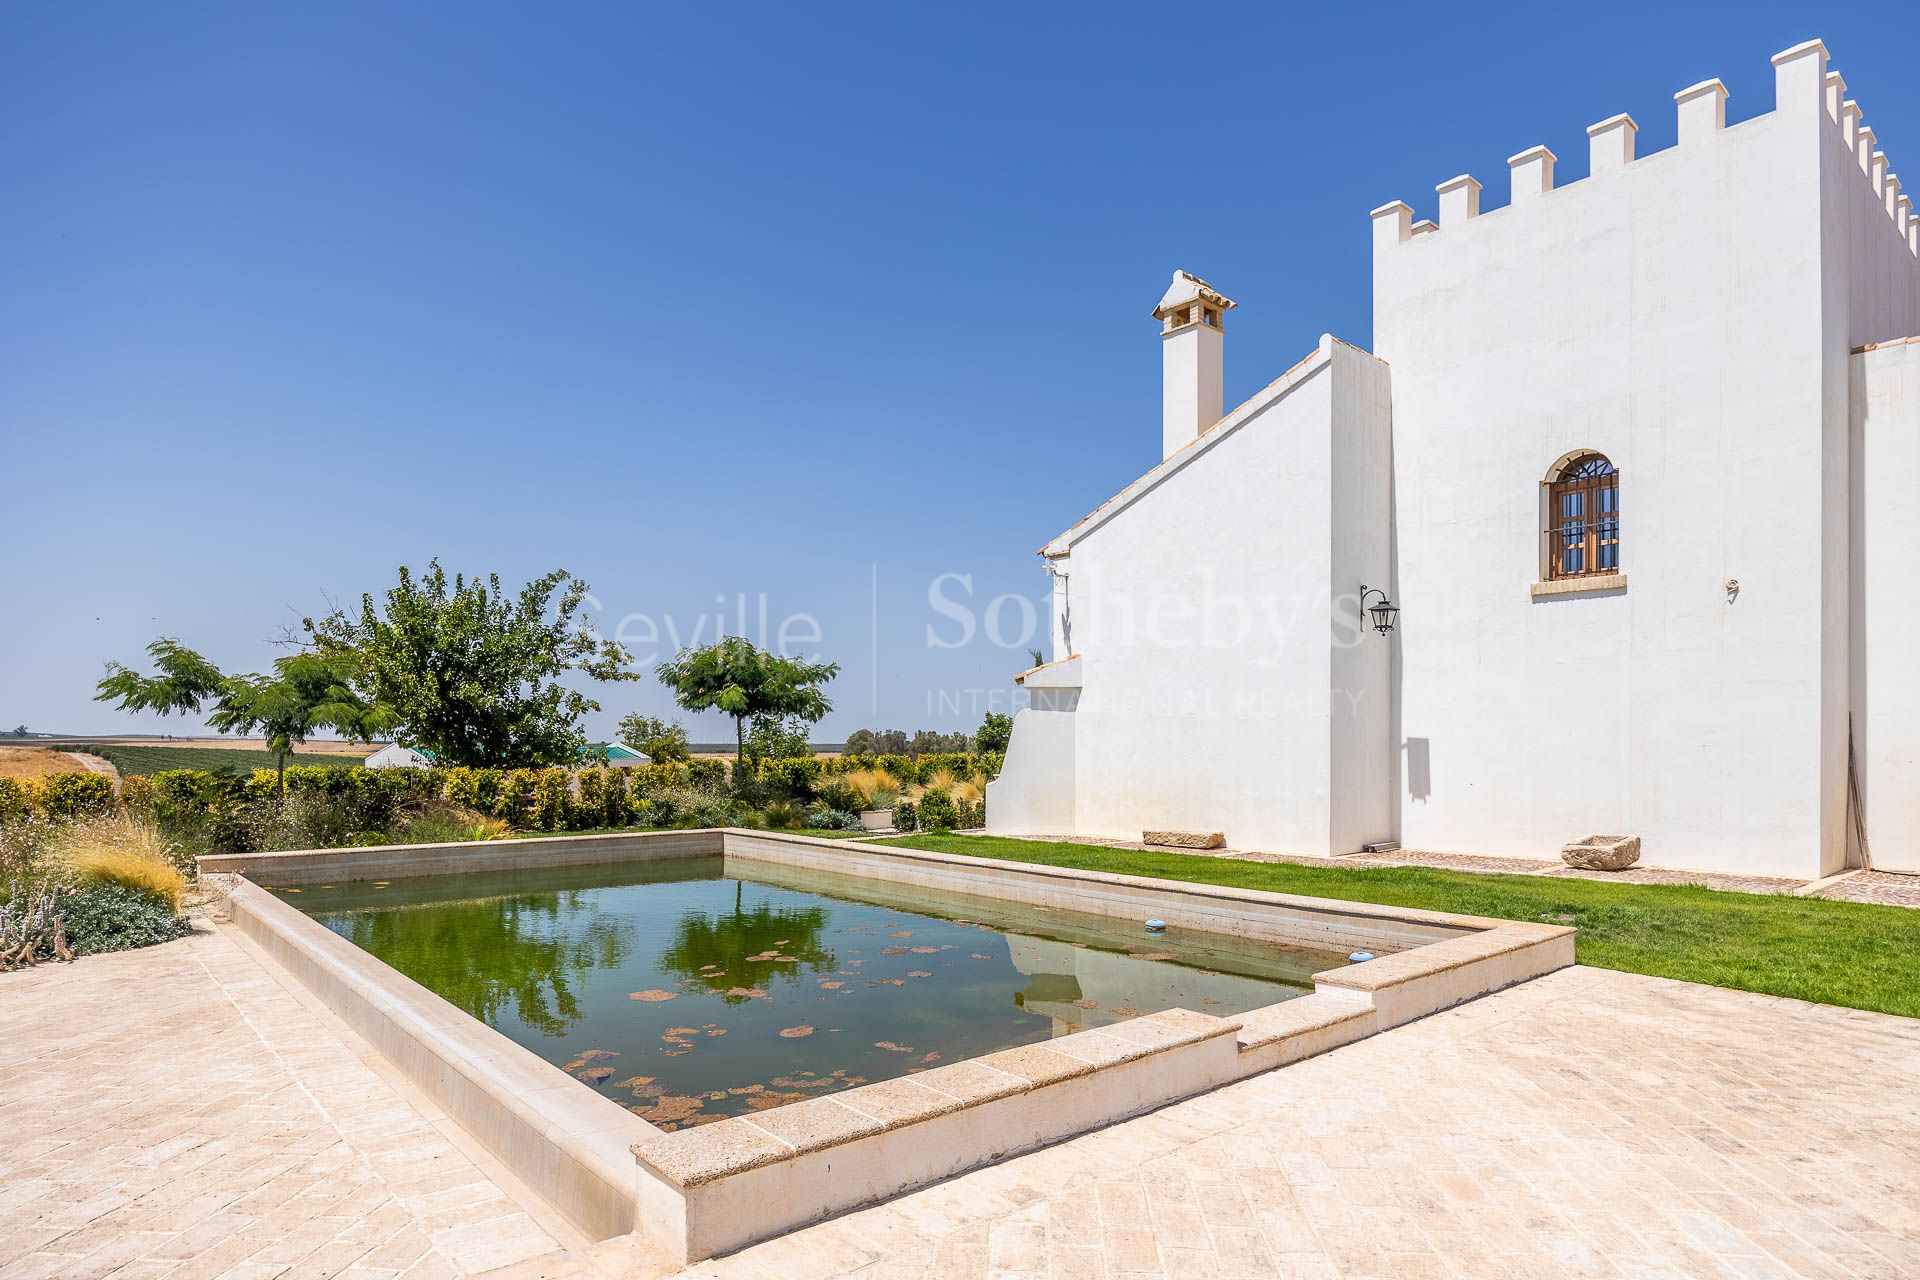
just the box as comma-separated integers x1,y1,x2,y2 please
66,744,366,777
882,833,1920,1019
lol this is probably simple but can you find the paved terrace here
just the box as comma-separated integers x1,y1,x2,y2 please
2,924,1915,1280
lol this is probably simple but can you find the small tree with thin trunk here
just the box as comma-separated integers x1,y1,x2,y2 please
95,640,391,792
655,638,838,765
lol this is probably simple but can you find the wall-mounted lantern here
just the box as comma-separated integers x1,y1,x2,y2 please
1359,585,1399,635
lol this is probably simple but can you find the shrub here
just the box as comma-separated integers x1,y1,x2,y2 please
58,882,191,955
917,753,973,782
758,756,824,798
391,799,510,845
36,773,116,820
149,769,230,823
54,816,188,910
917,788,959,832
813,779,862,813
0,777,30,824
760,798,807,829
575,768,606,828
978,749,1005,780
117,774,155,817
529,769,571,831
443,766,504,813
893,798,918,832
494,769,538,824
0,813,62,886
804,803,861,831
686,759,726,789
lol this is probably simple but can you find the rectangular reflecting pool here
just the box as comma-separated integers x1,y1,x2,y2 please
277,855,1346,1130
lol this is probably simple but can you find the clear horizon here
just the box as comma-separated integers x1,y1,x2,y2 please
5,3,1908,742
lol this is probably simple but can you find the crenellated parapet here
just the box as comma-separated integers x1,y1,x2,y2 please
1371,39,1917,258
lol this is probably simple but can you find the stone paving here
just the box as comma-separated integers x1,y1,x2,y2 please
689,965,1920,1279
0,925,654,1280
4,929,1917,1279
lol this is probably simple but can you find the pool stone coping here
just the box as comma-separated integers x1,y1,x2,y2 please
634,1007,1229,1188
201,827,1573,1263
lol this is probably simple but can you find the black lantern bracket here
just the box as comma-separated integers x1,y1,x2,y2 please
1359,585,1399,635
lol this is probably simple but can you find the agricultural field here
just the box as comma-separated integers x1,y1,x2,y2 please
34,742,369,777
0,746,95,780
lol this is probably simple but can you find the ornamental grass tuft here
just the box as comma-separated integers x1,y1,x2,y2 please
54,815,188,913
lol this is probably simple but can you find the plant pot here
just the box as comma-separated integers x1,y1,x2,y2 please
859,809,895,832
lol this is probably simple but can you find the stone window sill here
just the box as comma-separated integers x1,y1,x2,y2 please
1531,574,1626,599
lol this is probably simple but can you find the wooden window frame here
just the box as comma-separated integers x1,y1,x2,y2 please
1545,455,1620,581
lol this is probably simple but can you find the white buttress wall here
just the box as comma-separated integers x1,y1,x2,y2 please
1851,339,1920,871
1376,58,1838,877
1327,343,1397,853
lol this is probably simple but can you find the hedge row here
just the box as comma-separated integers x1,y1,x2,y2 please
2,750,1003,835
0,773,117,822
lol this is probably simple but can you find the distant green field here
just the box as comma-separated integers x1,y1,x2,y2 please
51,744,367,777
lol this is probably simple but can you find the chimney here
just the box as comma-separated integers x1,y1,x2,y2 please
1153,271,1236,460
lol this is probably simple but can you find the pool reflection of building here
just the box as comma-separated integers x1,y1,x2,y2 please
1005,936,1278,1032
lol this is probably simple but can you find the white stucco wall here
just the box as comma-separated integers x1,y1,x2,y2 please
993,41,1920,880
990,338,1395,855
983,706,1078,836
1375,52,1843,877
1851,338,1920,871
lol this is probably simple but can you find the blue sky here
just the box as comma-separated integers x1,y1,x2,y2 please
3,3,1912,743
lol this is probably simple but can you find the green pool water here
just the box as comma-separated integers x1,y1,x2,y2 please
277,857,1343,1130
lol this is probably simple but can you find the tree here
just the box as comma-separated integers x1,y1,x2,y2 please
655,637,838,765
305,562,637,768
843,728,909,756
975,712,1013,755
95,640,391,792
908,729,969,756
744,714,814,762
615,713,691,764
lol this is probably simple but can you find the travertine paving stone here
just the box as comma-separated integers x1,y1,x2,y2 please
687,966,1920,1279
0,926,617,1280
5,926,1916,1279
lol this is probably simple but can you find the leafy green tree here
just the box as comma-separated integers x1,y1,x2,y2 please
614,712,692,764
655,637,838,765
842,728,910,756
305,562,637,768
744,714,815,762
908,729,969,756
95,640,390,792
975,711,1013,755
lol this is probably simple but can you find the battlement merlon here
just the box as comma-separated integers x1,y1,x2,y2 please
1369,38,1917,261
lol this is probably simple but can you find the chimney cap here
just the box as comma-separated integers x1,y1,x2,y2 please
1770,38,1829,67
1153,270,1237,321
1675,78,1730,105
1587,113,1639,137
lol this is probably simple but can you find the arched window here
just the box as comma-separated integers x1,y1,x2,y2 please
1547,453,1619,579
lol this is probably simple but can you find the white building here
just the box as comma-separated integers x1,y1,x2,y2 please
365,744,432,770
989,40,1920,881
